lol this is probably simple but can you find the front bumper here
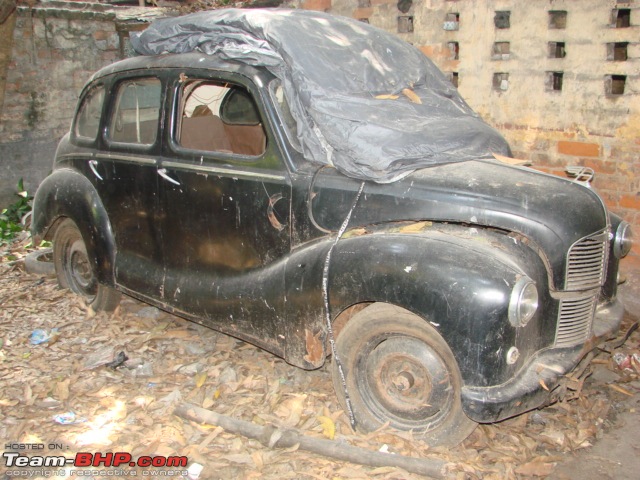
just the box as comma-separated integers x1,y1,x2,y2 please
461,298,625,423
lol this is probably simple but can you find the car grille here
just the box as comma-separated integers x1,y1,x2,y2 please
555,295,597,348
565,231,608,291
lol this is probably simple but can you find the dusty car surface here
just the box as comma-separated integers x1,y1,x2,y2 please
32,9,633,446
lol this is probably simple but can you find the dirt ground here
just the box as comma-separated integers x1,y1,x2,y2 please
1,236,639,480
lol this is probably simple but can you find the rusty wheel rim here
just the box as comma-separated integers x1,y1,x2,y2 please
360,336,454,428
68,239,97,301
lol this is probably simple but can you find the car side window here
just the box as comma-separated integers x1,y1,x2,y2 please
75,84,105,140
177,80,266,157
109,77,161,145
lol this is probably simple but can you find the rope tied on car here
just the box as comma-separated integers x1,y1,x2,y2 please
321,180,366,431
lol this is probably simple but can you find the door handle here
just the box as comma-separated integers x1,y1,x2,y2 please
88,160,103,180
158,168,180,186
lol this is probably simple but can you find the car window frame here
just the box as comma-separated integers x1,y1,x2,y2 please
268,79,303,154
102,73,165,154
71,81,107,148
168,70,278,164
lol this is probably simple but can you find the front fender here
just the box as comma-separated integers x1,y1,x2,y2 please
284,224,552,387
32,169,116,286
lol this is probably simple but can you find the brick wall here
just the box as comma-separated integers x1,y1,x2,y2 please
328,0,640,256
1,1,638,256
0,2,148,206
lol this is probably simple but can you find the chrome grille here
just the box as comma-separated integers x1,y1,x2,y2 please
555,295,596,348
565,231,608,290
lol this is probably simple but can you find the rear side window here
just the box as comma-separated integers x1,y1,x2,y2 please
177,79,266,157
109,78,161,145
75,84,105,140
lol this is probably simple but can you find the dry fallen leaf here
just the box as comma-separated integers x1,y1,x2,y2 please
317,415,336,440
608,383,633,396
374,94,399,100
515,460,555,477
402,88,422,104
195,371,207,388
274,394,307,428
53,378,70,401
399,221,433,233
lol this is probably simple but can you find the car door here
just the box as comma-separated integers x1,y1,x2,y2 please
91,74,166,299
157,71,291,348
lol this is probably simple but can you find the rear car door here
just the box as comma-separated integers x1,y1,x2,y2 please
92,74,166,299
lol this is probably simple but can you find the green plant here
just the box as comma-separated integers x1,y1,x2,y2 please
0,179,33,246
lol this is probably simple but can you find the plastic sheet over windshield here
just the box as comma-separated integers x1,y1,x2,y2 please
131,9,511,183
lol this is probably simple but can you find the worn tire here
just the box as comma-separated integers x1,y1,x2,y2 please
332,303,476,446
53,218,121,312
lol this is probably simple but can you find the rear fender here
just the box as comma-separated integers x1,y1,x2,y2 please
31,169,116,286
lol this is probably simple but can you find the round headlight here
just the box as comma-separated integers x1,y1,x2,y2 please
613,221,633,258
508,277,539,327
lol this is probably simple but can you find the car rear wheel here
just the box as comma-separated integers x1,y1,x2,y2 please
332,303,476,446
53,218,120,312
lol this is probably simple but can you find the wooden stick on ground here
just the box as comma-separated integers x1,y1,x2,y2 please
174,402,451,479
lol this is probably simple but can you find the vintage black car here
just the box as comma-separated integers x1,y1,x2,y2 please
32,9,633,446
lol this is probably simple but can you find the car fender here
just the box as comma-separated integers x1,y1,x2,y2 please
284,226,545,387
31,168,116,286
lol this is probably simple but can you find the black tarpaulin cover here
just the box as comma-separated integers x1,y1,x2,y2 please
131,8,511,183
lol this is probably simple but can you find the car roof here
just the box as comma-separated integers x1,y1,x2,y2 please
88,52,271,84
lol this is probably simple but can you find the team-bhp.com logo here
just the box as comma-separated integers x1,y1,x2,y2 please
3,450,189,476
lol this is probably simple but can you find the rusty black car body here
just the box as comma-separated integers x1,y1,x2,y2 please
32,45,632,445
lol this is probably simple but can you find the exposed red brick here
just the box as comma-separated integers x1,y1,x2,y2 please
441,59,460,70
419,45,435,57
531,166,556,175
620,193,640,211
579,158,617,175
557,140,600,157
353,7,373,19
302,0,331,11
593,174,633,193
93,30,111,41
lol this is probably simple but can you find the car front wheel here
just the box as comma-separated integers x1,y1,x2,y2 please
53,218,120,312
332,303,476,446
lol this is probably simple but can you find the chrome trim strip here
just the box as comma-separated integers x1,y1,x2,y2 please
57,153,94,160
162,161,286,182
95,153,157,165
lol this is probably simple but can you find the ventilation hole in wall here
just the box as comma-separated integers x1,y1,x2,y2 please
358,18,370,23
606,74,626,95
492,42,511,60
545,72,564,91
398,16,414,33
613,8,631,28
548,42,566,58
494,11,511,29
607,42,628,61
447,72,459,88
397,0,412,14
443,12,459,30
358,0,371,7
493,72,509,91
447,41,459,60
549,10,567,29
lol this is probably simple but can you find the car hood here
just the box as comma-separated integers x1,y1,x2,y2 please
309,159,608,288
